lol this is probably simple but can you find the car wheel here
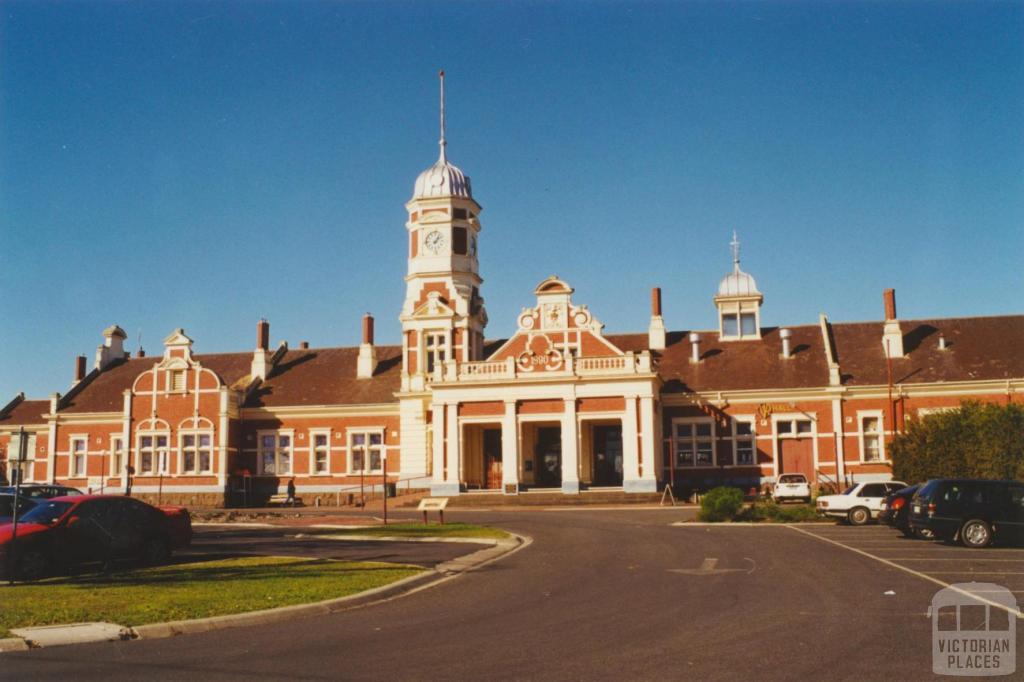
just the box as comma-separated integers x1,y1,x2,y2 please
15,549,50,581
848,507,871,526
900,526,915,538
803,497,812,504
960,520,993,549
141,537,171,565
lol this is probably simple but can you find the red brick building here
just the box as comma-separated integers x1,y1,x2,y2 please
2,82,1022,505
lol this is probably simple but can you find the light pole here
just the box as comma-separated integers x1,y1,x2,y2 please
382,452,388,526
8,426,28,583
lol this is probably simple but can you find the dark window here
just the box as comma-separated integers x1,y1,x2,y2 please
860,484,887,497
453,208,467,219
453,227,468,255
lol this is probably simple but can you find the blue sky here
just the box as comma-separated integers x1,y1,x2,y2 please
1,1,1021,399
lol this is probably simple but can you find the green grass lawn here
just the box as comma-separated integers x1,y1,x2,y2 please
329,522,510,540
0,556,423,639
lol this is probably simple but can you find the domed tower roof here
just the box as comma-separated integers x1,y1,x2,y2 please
411,70,473,201
717,231,761,297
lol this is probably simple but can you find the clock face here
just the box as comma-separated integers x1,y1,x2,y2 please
425,230,446,254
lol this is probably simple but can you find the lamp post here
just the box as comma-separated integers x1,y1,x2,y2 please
8,426,28,583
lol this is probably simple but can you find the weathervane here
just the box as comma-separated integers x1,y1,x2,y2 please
730,230,741,269
438,69,447,162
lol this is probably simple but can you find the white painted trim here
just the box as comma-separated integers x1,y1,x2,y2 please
856,409,886,463
669,416,716,468
347,427,385,474
309,428,332,476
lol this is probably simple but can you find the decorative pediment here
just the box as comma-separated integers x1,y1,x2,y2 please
419,210,450,224
162,327,195,363
412,291,457,319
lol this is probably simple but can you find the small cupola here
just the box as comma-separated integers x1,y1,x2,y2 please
713,232,763,340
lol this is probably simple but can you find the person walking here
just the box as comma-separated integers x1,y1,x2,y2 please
286,477,297,507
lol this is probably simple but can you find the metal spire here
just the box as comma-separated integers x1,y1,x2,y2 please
438,69,447,162
730,230,741,271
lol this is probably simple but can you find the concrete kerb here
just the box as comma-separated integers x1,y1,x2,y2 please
0,532,528,651
131,533,527,640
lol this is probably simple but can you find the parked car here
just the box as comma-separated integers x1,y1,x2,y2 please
773,474,811,503
879,484,932,538
0,494,39,524
0,484,83,499
816,480,908,525
0,495,192,580
908,478,1024,548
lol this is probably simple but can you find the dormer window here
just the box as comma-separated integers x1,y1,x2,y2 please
722,310,758,338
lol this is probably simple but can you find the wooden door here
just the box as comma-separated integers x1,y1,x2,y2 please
483,429,502,490
779,438,814,478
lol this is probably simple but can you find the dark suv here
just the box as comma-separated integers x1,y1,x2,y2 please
909,479,1024,548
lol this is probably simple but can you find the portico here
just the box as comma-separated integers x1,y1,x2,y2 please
427,277,660,497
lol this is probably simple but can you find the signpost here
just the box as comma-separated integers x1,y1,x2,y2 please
381,452,388,526
417,497,449,525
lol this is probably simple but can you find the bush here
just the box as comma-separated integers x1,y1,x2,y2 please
738,501,821,523
698,486,745,521
891,402,1024,484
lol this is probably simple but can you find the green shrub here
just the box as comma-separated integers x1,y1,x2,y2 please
736,501,822,523
891,402,1024,484
698,486,745,522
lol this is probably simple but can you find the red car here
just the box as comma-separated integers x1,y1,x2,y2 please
0,495,191,580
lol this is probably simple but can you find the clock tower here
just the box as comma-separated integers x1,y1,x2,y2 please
400,70,487,393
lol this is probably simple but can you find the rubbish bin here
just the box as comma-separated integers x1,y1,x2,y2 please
386,482,397,498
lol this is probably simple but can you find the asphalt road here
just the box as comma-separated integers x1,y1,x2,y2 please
180,525,478,567
5,509,1022,681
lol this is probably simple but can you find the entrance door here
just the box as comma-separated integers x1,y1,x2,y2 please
779,438,814,477
592,425,624,486
483,429,502,490
534,426,562,488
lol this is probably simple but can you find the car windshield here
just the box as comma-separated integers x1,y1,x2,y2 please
842,485,858,495
779,475,806,483
17,500,74,525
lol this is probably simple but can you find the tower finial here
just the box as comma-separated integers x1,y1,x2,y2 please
438,69,447,162
730,230,741,270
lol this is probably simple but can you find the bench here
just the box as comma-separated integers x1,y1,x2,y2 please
268,493,303,507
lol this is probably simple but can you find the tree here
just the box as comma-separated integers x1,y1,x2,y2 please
891,401,1024,484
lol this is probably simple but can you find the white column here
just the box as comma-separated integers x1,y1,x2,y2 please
217,388,229,488
561,398,580,494
430,403,457,495
443,402,461,495
622,397,643,492
501,400,519,494
636,395,658,492
832,397,846,485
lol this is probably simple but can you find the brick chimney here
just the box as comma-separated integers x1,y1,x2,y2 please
357,313,376,379
73,355,87,386
647,287,666,351
251,319,272,380
94,325,128,371
882,289,904,358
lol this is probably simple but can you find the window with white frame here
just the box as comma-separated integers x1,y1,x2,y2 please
111,435,125,477
311,431,330,474
674,420,714,467
259,433,292,475
776,418,813,436
349,431,383,472
732,418,756,466
138,433,170,475
8,432,37,483
860,414,884,462
181,432,213,474
71,437,87,477
425,332,446,375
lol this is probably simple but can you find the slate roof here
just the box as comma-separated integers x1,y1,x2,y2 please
60,353,253,414
243,346,403,408
0,398,50,427
830,316,1024,386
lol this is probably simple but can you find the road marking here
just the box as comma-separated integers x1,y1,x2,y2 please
881,558,1024,563
668,557,756,575
925,571,1024,576
786,525,1023,620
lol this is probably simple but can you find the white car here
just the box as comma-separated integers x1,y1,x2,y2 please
816,481,908,525
772,474,811,503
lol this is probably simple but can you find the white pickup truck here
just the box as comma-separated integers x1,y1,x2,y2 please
816,481,908,525
772,474,811,503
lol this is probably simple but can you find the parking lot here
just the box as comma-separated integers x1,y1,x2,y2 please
789,522,1024,613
